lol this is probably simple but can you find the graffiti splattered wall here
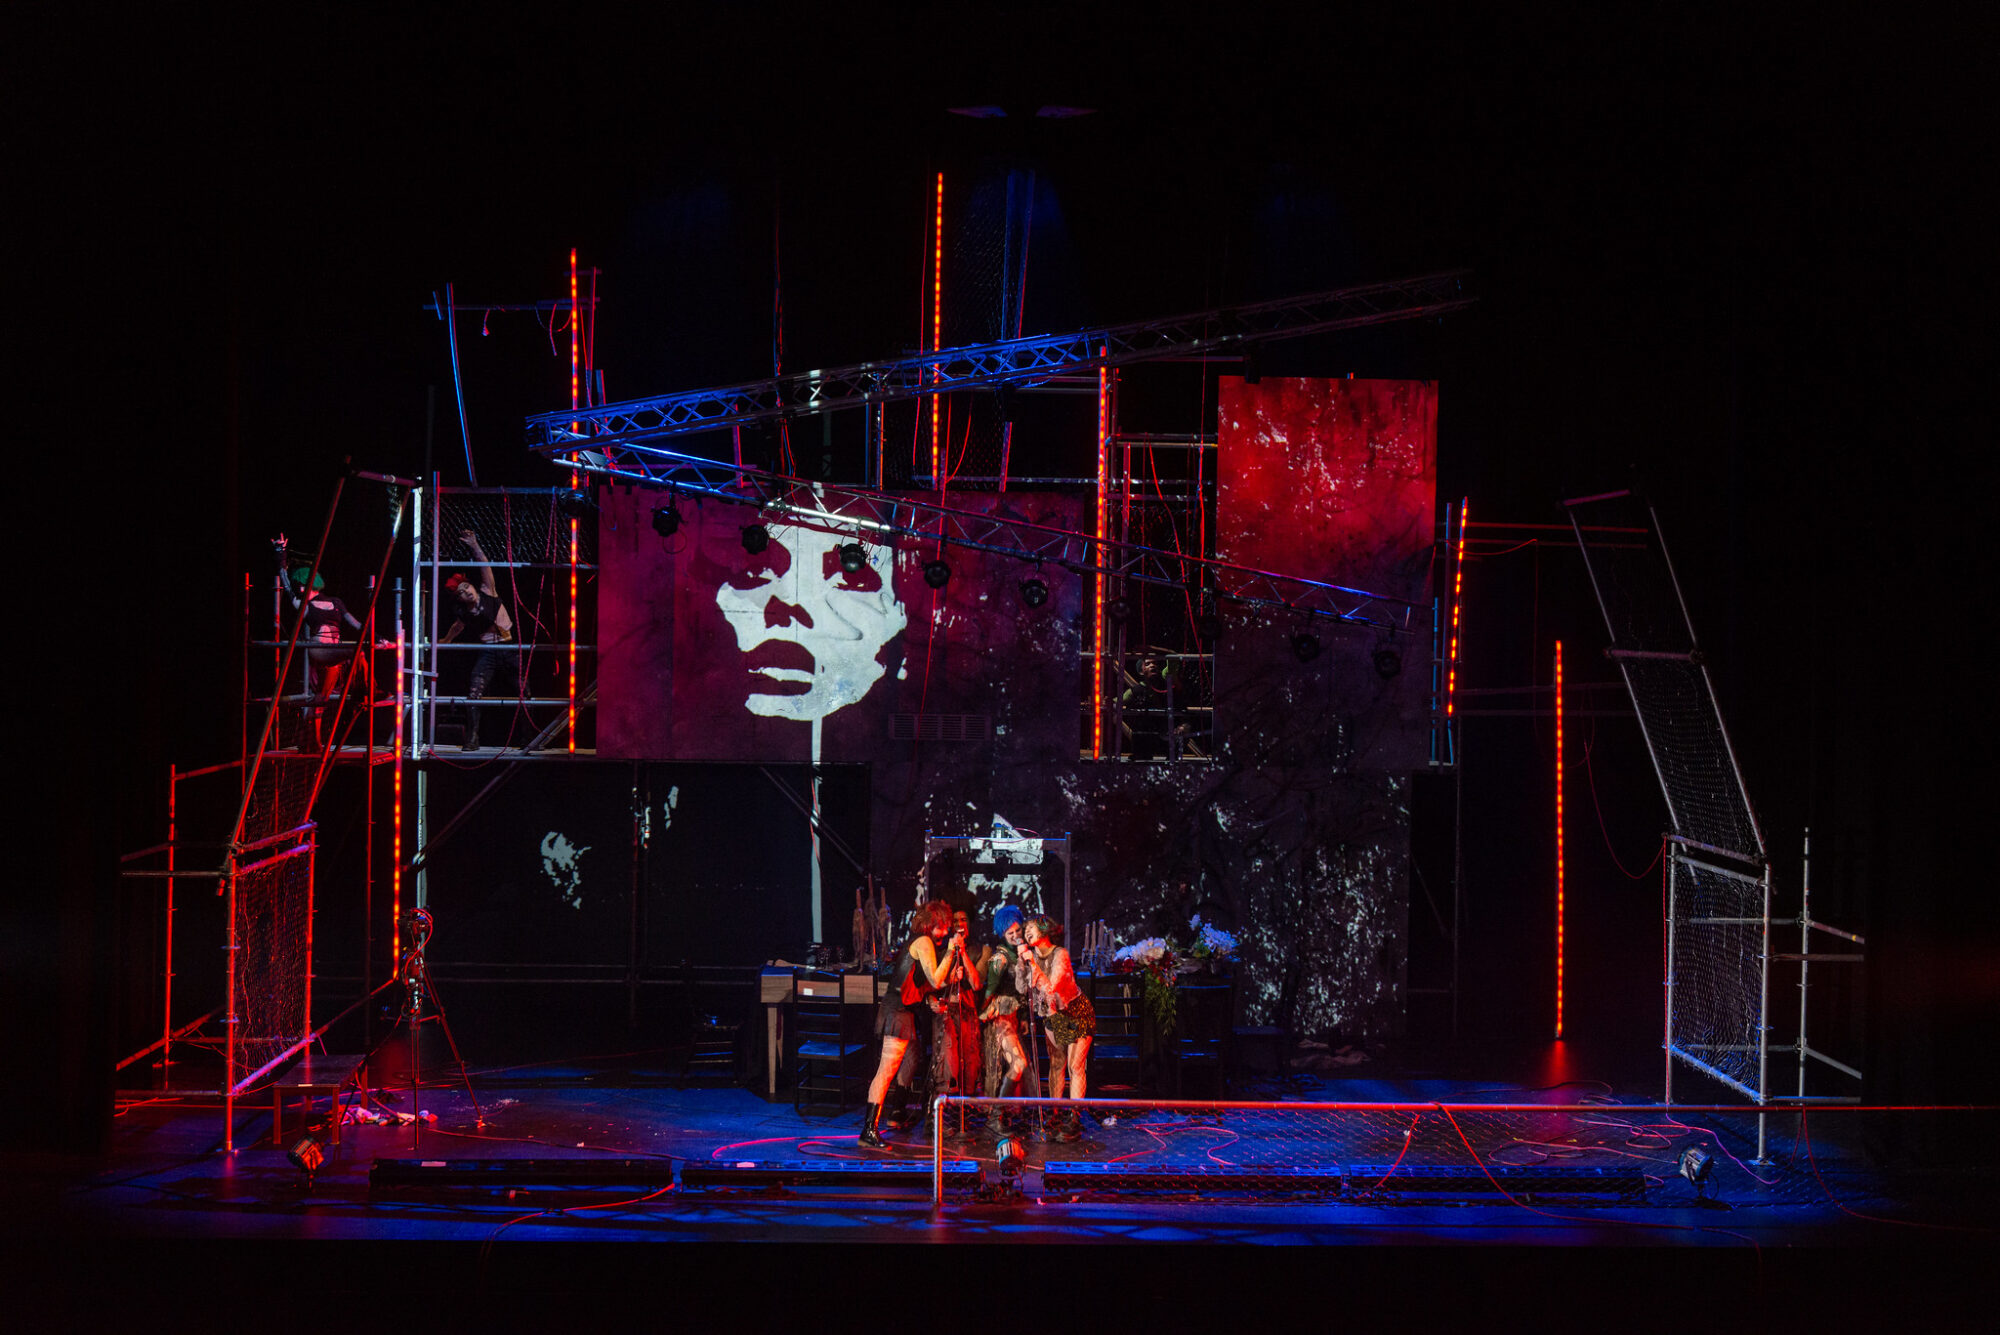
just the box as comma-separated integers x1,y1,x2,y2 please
585,379,1434,1038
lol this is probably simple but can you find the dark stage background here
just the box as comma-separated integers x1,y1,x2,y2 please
17,8,1991,1158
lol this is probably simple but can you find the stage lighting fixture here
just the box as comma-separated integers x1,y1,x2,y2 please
1374,647,1403,679
1678,1146,1714,1198
1291,633,1322,663
1019,577,1049,608
651,503,682,538
994,1135,1027,1176
839,542,868,574
1107,596,1133,623
287,1134,326,1186
741,523,770,555
557,487,593,519
1197,608,1225,640
923,559,952,589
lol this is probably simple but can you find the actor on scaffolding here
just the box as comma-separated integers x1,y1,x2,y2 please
859,900,967,1148
273,534,364,750
979,905,1032,1135
441,528,516,751
1022,915,1095,1142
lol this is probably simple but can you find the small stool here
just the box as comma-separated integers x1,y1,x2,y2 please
272,1053,367,1148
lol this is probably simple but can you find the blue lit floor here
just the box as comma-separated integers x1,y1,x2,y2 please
28,1046,1991,1249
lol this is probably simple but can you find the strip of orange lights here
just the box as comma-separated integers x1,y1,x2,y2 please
1554,636,1565,1041
1446,498,1468,718
1093,351,1109,759
392,627,403,977
567,249,580,753
930,172,944,488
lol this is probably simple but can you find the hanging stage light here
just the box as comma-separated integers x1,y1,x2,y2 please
923,559,952,589
651,503,682,538
1197,608,1224,640
741,523,770,555
1107,596,1133,623
1291,632,1322,663
557,487,593,519
1019,577,1049,608
839,542,868,574
1374,647,1403,679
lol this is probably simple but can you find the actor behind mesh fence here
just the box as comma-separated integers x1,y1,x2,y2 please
441,528,516,750
272,533,362,749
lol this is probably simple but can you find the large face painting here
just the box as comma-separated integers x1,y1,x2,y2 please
596,486,1085,763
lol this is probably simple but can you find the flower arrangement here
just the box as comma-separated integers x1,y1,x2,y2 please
1186,917,1239,966
1111,937,1182,1035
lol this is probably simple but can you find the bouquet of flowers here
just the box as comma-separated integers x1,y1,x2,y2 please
1185,916,1238,968
1112,937,1181,1035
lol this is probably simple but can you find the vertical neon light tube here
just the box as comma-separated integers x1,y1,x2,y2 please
1093,349,1110,759
567,249,580,753
392,626,403,978
1554,637,1565,1041
931,171,944,488
1446,498,1468,718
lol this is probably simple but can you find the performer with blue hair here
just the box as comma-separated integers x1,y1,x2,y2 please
978,905,1033,1130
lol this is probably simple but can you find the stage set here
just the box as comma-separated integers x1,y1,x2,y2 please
82,233,1987,1262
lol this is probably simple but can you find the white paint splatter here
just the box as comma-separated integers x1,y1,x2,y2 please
540,832,592,910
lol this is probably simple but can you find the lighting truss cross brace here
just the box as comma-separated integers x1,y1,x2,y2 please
523,270,1473,450
564,449,1423,631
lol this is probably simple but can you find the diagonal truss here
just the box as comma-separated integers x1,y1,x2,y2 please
568,448,1423,631
524,270,1473,451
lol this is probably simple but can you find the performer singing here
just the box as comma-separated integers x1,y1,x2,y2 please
1022,915,1095,1141
978,906,1031,1131
940,908,984,1112
860,901,965,1148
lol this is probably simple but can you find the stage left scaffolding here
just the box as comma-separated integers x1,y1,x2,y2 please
116,474,600,1150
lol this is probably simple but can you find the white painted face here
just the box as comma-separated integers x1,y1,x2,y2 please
713,521,906,722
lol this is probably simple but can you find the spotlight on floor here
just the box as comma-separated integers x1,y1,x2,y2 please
741,523,770,555
923,559,952,589
651,503,682,538
1291,633,1322,663
1374,647,1403,679
994,1135,1027,1177
1678,1146,1714,1199
287,1134,326,1187
1019,577,1049,608
839,542,868,574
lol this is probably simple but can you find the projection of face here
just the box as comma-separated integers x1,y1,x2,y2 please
714,522,906,722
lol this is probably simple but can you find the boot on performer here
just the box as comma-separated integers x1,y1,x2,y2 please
858,1102,886,1149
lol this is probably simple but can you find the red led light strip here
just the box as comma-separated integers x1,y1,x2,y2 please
1093,351,1109,759
1446,497,1468,717
568,248,580,753
392,627,403,976
931,172,944,489
1555,637,1565,1041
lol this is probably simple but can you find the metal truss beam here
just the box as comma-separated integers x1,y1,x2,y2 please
567,448,1422,632
524,270,1472,451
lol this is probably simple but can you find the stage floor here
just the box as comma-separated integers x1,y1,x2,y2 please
24,1041,1991,1249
